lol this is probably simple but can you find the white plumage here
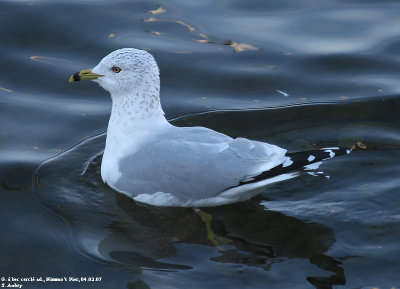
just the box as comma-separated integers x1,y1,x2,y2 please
71,48,349,207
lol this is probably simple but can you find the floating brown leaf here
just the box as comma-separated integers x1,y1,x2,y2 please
0,86,13,93
175,20,196,32
146,6,166,15
30,55,70,66
227,41,260,53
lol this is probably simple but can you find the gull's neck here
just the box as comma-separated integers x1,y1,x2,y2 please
102,85,170,184
107,83,169,135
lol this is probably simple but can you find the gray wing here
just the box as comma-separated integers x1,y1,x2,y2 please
114,126,287,202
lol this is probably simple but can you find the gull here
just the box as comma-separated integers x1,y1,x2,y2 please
69,48,350,207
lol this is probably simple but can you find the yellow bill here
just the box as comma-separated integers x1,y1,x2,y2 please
69,68,103,82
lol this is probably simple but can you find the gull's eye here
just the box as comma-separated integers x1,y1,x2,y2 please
112,66,121,73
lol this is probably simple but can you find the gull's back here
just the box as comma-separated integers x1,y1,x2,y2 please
111,125,288,206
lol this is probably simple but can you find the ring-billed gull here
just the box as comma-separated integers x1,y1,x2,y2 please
69,48,350,207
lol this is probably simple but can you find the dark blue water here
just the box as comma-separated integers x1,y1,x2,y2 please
1,1,399,288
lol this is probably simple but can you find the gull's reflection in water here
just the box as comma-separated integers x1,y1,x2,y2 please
35,134,345,289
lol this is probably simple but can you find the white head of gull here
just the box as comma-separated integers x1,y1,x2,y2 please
69,48,350,207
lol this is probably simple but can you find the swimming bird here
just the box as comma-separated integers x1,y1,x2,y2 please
69,48,350,207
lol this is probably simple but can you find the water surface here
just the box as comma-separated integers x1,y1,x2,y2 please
1,0,399,288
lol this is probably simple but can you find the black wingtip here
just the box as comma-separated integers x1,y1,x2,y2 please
239,147,351,186
285,147,350,169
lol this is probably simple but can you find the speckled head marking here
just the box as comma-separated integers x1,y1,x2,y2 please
91,48,160,96
88,49,169,185
88,48,164,124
